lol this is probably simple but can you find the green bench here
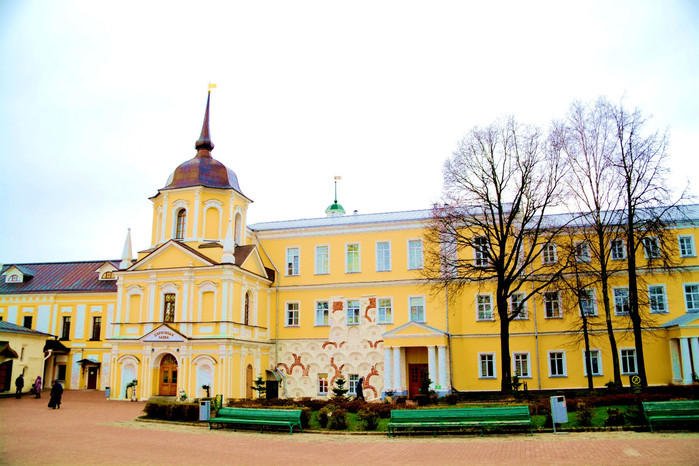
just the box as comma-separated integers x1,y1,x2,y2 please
209,407,303,435
642,400,699,433
387,406,532,437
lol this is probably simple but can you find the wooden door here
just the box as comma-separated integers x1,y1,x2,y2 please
159,354,178,396
408,364,428,398
246,364,253,399
87,366,98,389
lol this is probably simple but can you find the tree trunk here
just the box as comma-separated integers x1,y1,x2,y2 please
626,215,648,387
582,313,594,390
597,235,622,386
498,294,512,393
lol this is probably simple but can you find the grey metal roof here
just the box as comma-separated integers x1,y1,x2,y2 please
0,320,53,337
662,313,699,328
249,209,432,231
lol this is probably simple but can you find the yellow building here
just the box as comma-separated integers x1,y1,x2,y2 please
2,92,698,400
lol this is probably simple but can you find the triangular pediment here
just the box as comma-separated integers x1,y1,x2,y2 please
129,240,217,271
382,321,447,338
141,324,188,342
235,245,269,279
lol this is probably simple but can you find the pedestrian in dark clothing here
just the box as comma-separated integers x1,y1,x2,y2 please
34,376,42,398
356,376,365,401
15,374,24,398
48,380,63,409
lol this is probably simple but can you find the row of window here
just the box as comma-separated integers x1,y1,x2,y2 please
285,296,426,327
317,373,363,396
286,240,424,276
14,315,103,341
170,208,245,244
476,283,699,321
160,292,254,325
478,348,638,379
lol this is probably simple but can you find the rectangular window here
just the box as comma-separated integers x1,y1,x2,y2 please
544,291,562,319
315,301,329,326
621,348,637,375
684,284,699,312
679,235,696,257
346,243,360,273
613,287,630,316
580,289,597,317
22,315,32,329
286,247,300,276
408,239,423,270
474,236,489,267
315,245,329,274
583,349,602,376
648,285,668,314
285,302,299,327
542,242,557,265
61,316,71,340
57,364,67,381
477,294,493,321
348,374,359,395
318,373,328,396
377,298,393,324
409,296,425,323
346,299,360,325
163,293,176,322
610,239,626,260
376,241,391,272
510,293,528,320
548,351,567,377
575,241,591,262
90,316,102,341
513,352,530,378
643,237,660,259
479,353,496,378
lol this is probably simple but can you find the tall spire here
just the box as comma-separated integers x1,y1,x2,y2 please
222,219,236,264
195,90,214,152
120,228,133,270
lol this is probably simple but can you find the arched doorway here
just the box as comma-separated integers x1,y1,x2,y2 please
159,354,178,396
246,364,253,399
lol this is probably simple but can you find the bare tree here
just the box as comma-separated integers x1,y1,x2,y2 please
424,117,569,393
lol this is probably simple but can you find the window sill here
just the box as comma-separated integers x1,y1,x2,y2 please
376,269,392,273
284,325,300,328
549,375,567,378
477,319,495,322
377,322,393,325
479,376,496,379
314,324,330,327
545,316,563,319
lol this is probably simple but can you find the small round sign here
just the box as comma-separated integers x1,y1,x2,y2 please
631,375,641,385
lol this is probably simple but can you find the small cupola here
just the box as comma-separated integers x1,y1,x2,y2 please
325,176,346,217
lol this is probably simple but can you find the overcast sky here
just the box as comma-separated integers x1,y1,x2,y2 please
0,1,697,264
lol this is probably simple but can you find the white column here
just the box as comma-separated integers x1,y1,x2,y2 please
383,347,392,396
427,345,437,391
438,345,448,392
160,193,169,243
680,337,693,385
392,347,402,393
691,338,699,379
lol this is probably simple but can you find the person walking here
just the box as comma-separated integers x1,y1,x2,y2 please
33,376,42,398
48,380,63,409
15,374,24,399
356,376,365,401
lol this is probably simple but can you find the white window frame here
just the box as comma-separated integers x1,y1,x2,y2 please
315,245,329,275
318,373,329,396
285,302,300,327
345,243,361,273
286,247,300,276
346,299,360,325
579,289,598,317
409,296,425,323
583,348,603,377
648,284,668,314
620,348,637,375
541,242,557,265
314,300,329,326
684,283,699,312
510,292,528,320
678,235,696,258
512,352,531,379
575,241,591,262
548,351,567,377
478,352,496,379
377,297,393,324
476,293,494,321
543,291,562,319
613,287,630,316
348,374,359,395
643,236,661,259
610,238,626,261
407,239,424,270
375,241,391,272
474,236,489,267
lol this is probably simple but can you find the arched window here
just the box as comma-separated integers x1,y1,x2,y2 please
175,209,187,240
234,212,242,245
244,291,251,326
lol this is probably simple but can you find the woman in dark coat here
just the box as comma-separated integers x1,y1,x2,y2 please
48,380,63,409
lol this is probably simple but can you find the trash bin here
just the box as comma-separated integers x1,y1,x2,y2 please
550,396,568,432
105,387,110,398
200,400,211,421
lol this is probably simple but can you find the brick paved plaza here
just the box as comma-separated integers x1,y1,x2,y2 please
1,390,698,465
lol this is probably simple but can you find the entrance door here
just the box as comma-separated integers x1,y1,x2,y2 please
408,364,428,398
159,354,178,396
87,366,98,389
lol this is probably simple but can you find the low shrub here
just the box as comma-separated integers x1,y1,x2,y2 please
358,408,380,430
576,402,593,426
318,404,336,428
604,407,626,426
299,407,311,429
366,402,393,419
444,393,458,405
394,396,407,405
624,405,646,426
328,408,348,430
143,401,199,422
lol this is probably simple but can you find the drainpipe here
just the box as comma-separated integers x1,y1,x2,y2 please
444,285,456,394
42,349,53,388
529,237,542,391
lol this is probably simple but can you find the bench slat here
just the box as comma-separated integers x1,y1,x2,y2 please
388,406,532,437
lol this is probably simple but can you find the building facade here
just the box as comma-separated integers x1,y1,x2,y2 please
2,93,698,400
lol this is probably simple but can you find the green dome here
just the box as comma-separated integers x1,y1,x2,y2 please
325,201,346,216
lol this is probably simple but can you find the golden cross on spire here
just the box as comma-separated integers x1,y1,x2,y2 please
208,82,217,92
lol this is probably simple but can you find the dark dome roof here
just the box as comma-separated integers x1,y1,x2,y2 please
164,155,243,192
